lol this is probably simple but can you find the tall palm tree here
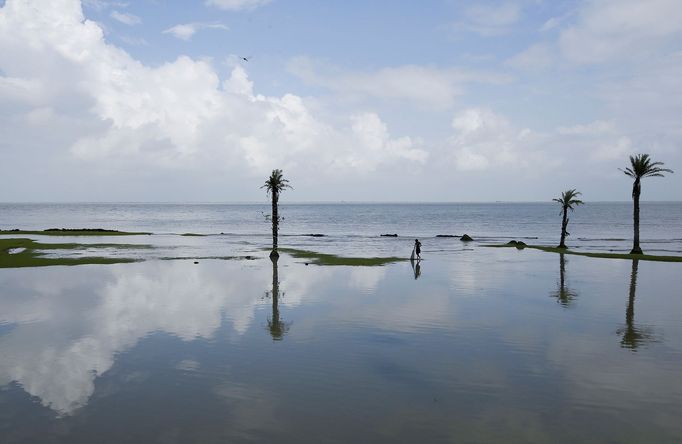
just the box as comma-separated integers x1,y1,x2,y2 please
621,154,673,254
261,169,292,258
553,189,583,249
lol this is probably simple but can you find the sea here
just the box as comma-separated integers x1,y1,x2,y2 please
1,202,681,255
1,202,682,443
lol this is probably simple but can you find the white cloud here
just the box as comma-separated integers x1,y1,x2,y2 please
288,56,510,108
110,10,140,25
449,108,544,171
506,43,552,70
162,22,228,40
539,16,562,32
457,1,522,36
205,0,271,11
559,0,682,63
557,120,616,136
0,0,428,191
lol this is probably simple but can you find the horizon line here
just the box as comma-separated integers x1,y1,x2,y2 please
1,200,681,205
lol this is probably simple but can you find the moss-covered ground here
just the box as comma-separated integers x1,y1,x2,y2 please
0,228,150,236
487,243,682,262
0,238,147,268
278,248,407,266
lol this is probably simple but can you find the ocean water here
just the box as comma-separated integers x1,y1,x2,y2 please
1,203,682,443
1,202,682,254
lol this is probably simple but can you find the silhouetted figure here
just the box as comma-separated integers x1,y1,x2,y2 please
552,254,578,306
414,239,422,260
267,256,290,340
618,259,657,350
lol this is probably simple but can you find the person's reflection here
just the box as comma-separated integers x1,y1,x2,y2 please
267,256,290,340
618,259,656,350
410,258,421,280
552,254,577,306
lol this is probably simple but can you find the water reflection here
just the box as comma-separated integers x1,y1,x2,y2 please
618,259,657,350
410,258,422,280
551,254,578,307
1,250,681,442
267,257,291,340
0,262,271,415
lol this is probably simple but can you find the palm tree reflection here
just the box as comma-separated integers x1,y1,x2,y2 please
618,259,657,350
267,256,291,340
552,254,577,307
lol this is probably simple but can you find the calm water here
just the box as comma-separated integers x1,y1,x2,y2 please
1,204,682,442
1,202,682,253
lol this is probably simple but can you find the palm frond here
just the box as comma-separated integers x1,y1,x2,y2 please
624,154,674,179
261,169,293,195
555,189,583,206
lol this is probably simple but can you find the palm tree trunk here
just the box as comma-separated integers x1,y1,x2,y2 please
631,179,642,254
270,190,279,257
559,206,568,248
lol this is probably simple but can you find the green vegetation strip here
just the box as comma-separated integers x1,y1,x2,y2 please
0,228,151,236
0,238,147,268
160,255,259,261
488,243,682,262
278,248,407,266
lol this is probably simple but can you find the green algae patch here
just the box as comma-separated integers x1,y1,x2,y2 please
161,255,259,261
180,233,208,237
487,243,682,262
278,248,407,266
0,238,146,268
0,228,151,236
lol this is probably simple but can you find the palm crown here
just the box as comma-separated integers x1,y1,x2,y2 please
553,189,583,211
261,169,292,195
622,154,673,195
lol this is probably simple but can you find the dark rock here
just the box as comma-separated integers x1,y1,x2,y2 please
460,234,474,242
307,234,325,237
506,240,518,246
380,234,398,237
193,261,199,264
436,235,457,238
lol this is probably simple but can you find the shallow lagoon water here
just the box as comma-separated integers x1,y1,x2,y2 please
1,242,681,443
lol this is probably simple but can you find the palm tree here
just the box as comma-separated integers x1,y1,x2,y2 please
553,189,583,249
621,154,673,254
261,169,292,258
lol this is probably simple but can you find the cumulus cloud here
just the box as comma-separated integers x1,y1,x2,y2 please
0,0,427,199
205,0,271,11
162,22,228,40
449,108,543,171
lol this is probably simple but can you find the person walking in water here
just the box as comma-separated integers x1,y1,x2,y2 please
414,239,422,260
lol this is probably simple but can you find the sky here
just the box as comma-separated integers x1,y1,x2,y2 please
0,0,680,202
